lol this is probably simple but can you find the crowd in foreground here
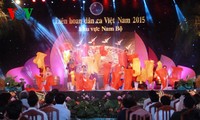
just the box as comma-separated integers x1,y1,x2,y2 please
0,89,200,120
118,90,200,120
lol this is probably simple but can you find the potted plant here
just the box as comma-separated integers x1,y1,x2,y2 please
176,78,195,90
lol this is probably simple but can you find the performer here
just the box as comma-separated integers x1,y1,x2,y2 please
43,66,54,91
66,59,76,90
75,65,95,91
169,66,183,88
119,66,125,90
155,65,169,89
35,68,45,91
33,52,48,91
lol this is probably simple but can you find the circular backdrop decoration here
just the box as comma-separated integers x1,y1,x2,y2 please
89,2,104,16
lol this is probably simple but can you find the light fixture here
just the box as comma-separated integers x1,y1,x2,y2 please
15,0,20,4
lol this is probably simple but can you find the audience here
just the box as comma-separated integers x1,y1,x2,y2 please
0,93,11,119
4,100,22,120
53,92,71,120
22,93,48,120
143,90,157,109
193,93,200,109
154,95,174,120
176,92,191,111
117,94,138,120
181,108,200,120
170,95,195,120
19,91,30,108
40,92,55,109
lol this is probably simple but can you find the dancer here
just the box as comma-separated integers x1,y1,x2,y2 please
43,66,54,91
66,59,76,90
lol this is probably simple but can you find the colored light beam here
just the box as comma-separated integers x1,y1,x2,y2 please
112,0,116,13
52,17,75,44
25,18,56,45
173,0,186,23
13,2,56,45
143,0,153,25
78,0,88,44
173,0,188,31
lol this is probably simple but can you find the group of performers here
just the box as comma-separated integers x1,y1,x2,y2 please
32,43,184,91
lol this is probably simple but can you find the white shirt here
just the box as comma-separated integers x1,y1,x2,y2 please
143,98,151,109
145,102,160,118
53,104,71,120
21,99,30,108
154,108,174,120
170,98,179,111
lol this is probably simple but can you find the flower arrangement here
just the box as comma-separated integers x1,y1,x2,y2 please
176,78,195,90
4,76,23,92
66,92,122,118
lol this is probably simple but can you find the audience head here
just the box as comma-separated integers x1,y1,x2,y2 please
28,90,36,97
184,95,195,109
51,88,59,97
173,93,181,99
28,94,39,107
148,90,157,97
122,94,137,108
45,92,54,104
193,93,200,105
149,91,159,102
6,100,22,119
182,109,200,120
0,93,11,105
55,92,66,104
161,95,171,105
19,91,29,99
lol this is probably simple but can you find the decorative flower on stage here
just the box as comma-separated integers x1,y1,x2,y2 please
106,92,111,97
117,96,123,101
66,92,121,118
66,96,71,101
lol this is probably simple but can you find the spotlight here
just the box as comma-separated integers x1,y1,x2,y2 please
32,0,36,2
15,0,20,4
42,0,46,2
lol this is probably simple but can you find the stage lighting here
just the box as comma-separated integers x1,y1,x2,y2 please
15,0,20,4
32,0,36,2
42,0,46,2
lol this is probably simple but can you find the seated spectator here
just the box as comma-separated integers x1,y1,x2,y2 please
145,92,161,119
154,95,174,120
181,108,200,120
4,100,23,120
22,94,48,120
0,93,11,119
51,88,59,97
117,94,139,120
176,92,191,111
193,93,200,109
170,95,195,120
170,92,181,111
53,92,71,120
143,90,157,109
145,92,160,111
19,91,30,108
40,92,54,109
